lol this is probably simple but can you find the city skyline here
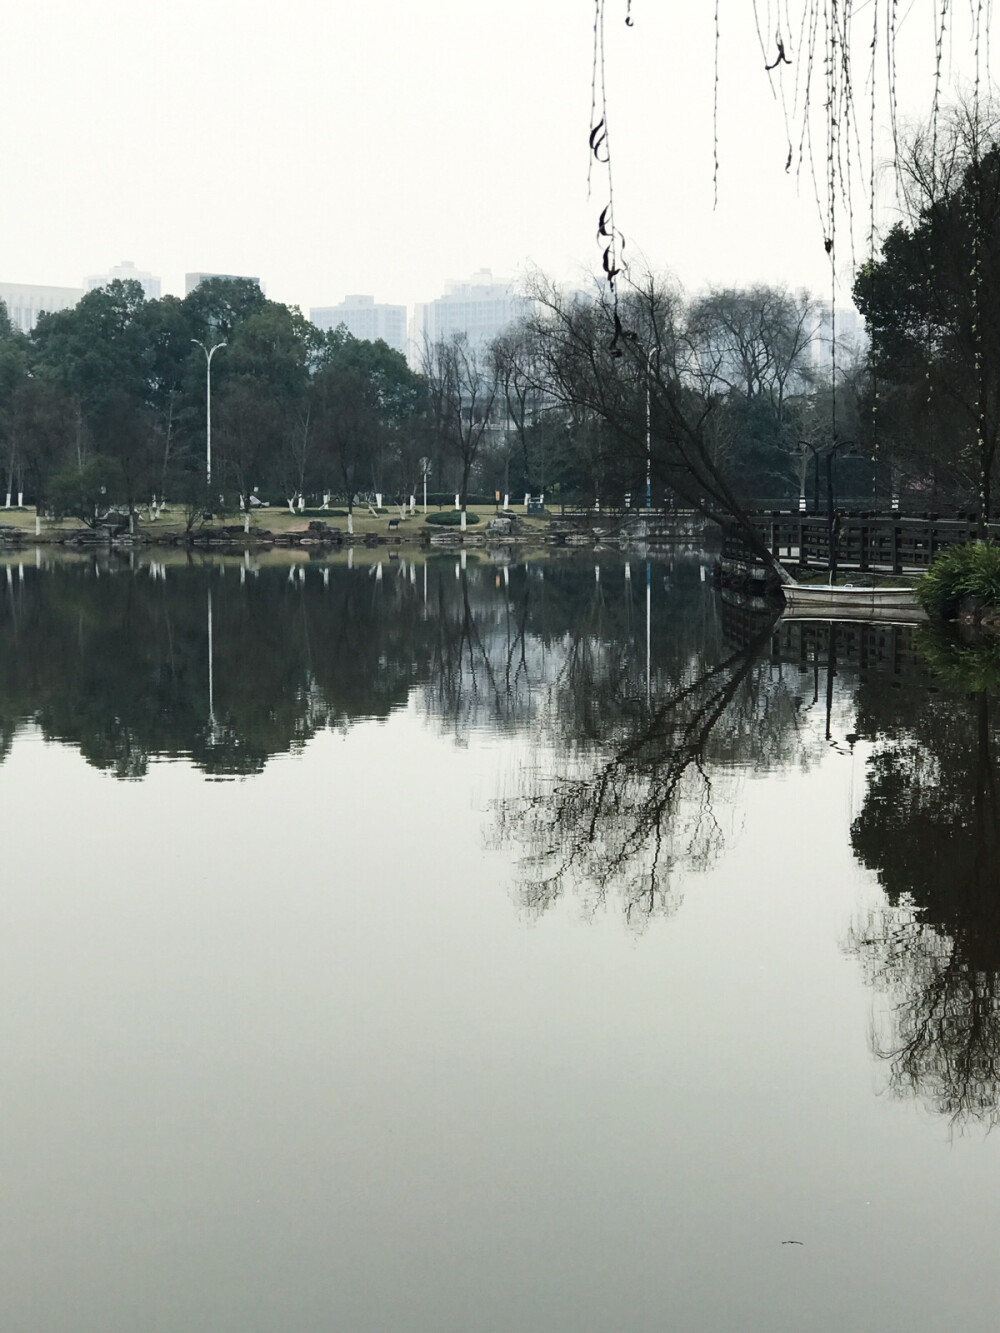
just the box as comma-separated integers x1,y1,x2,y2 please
1,2,981,325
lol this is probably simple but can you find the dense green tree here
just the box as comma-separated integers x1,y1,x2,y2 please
0,302,31,506
212,302,314,518
183,276,269,342
854,104,1000,527
32,280,155,513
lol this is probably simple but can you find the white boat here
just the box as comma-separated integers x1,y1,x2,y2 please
780,581,924,616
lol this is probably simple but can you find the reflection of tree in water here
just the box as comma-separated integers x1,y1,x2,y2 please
495,602,815,927
0,554,730,780
0,556,442,778
0,550,810,929
849,679,1000,1127
424,561,537,737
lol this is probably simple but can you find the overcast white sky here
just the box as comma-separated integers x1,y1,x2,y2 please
1,1,984,312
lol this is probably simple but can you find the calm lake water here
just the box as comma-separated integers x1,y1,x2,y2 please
2,548,1000,1332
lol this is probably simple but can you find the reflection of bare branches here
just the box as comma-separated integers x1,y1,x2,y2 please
498,619,805,926
850,903,1000,1129
426,569,538,735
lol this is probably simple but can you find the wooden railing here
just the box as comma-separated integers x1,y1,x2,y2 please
728,512,988,575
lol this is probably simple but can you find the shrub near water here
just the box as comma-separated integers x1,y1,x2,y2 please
917,542,1000,619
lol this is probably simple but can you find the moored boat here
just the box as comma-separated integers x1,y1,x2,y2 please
780,581,924,616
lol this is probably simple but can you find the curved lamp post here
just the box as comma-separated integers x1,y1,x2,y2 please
645,345,658,515
192,339,226,488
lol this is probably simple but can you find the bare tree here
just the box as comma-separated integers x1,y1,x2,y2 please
685,285,817,419
524,272,794,579
489,325,544,497
422,334,499,529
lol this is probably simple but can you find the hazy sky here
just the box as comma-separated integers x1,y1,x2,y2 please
2,1,983,312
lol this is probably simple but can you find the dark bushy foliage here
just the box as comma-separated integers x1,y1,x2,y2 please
425,510,480,526
917,543,1000,619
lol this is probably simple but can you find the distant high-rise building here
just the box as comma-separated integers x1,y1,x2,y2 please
0,281,84,333
86,260,161,301
811,302,867,377
412,269,531,363
185,272,262,296
310,295,408,357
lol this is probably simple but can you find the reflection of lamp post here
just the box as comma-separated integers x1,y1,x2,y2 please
192,340,226,488
207,583,216,740
646,559,651,705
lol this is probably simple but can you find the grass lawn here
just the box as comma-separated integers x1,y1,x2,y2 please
0,504,555,544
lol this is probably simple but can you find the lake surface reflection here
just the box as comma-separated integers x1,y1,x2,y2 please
4,548,1000,1331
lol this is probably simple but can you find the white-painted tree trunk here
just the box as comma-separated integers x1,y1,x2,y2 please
454,494,460,510
244,511,251,534
5,492,10,508
409,495,415,514
460,509,467,531
17,491,23,508
347,511,354,536
504,493,509,509
375,493,382,508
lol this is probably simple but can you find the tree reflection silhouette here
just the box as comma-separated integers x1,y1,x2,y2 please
495,607,814,927
0,555,808,937
0,556,441,778
850,680,1000,1126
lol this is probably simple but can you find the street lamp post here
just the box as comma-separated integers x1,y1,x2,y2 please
798,437,861,584
420,457,431,515
645,346,657,516
192,339,226,490
797,440,821,514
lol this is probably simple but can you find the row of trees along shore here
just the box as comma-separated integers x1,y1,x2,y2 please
0,274,853,538
0,104,995,552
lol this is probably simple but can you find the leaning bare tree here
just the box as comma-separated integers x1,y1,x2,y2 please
524,272,794,580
